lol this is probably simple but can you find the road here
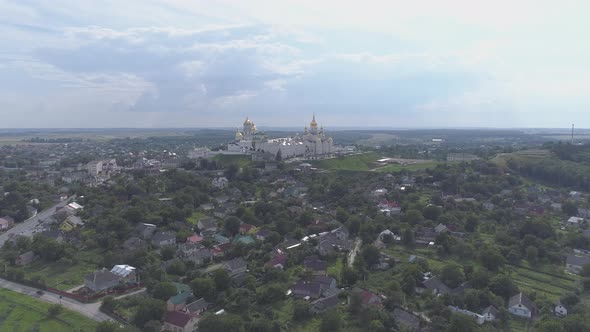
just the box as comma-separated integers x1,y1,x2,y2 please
348,238,362,267
0,277,111,322
0,195,74,246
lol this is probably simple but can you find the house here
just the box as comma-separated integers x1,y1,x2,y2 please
60,215,84,232
110,264,137,283
481,305,499,322
135,223,156,239
223,257,248,276
183,298,209,316
565,254,590,274
213,233,230,245
567,216,585,227
197,218,218,236
508,292,536,318
239,223,256,235
313,275,337,293
151,231,177,247
304,256,327,276
265,253,288,270
358,289,382,306
393,308,421,331
180,247,212,266
162,311,199,332
123,237,147,252
15,251,37,266
554,300,568,317
39,229,64,242
233,234,255,245
166,283,193,311
84,268,122,293
448,306,485,325
422,276,451,295
311,293,341,313
255,229,271,241
0,216,15,230
291,281,323,300
482,202,495,211
212,177,229,189
186,234,204,245
434,223,448,233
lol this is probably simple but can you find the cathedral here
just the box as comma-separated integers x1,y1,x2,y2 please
227,115,335,159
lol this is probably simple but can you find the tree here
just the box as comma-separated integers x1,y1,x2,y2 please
224,216,241,236
212,269,231,291
293,301,311,321
562,201,578,216
423,205,442,221
446,313,478,332
402,228,415,247
160,245,176,261
191,278,216,301
526,246,538,263
320,310,342,332
346,216,361,236
275,149,282,161
198,313,244,332
479,248,505,271
348,292,362,315
47,304,62,317
441,264,465,288
341,266,358,286
361,245,380,268
143,320,163,332
133,298,165,329
489,275,517,300
152,282,177,300
403,209,424,225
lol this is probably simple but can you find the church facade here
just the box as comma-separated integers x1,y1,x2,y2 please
227,115,335,159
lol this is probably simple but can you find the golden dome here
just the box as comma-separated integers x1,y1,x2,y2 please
310,114,318,127
243,117,253,126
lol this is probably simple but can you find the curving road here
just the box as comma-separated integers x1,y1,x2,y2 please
0,277,111,322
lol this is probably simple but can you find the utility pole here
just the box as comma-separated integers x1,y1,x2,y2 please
571,123,575,144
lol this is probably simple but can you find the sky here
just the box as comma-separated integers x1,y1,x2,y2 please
1,0,590,128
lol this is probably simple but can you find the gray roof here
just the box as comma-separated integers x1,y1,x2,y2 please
482,305,499,316
566,254,590,267
509,292,535,310
423,277,451,294
184,298,209,314
393,308,420,330
224,257,247,272
152,231,176,243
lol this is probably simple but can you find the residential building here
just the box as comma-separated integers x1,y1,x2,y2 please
15,251,37,266
223,257,248,276
565,254,590,274
162,311,199,332
508,293,536,318
84,268,121,293
151,231,177,247
0,216,15,230
481,305,499,322
554,300,568,317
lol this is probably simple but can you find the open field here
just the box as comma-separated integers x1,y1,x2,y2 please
212,154,253,168
0,288,98,331
492,149,552,167
17,250,102,290
312,152,445,172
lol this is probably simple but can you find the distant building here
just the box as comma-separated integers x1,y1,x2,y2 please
188,147,211,159
86,159,118,177
447,153,478,162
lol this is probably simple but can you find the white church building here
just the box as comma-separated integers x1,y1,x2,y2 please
227,115,336,159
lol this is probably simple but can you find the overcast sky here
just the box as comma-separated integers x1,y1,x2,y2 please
1,0,589,128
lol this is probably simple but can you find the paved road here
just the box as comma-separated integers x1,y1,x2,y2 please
0,277,111,322
0,195,75,246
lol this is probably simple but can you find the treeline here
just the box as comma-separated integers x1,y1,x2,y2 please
549,142,590,164
507,157,590,191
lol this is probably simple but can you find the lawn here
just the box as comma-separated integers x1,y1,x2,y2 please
212,154,253,168
0,288,98,332
312,152,380,171
20,250,103,290
187,211,206,225
327,257,344,282
374,161,446,173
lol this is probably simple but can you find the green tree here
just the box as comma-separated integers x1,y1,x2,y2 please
133,299,165,329
198,313,244,332
361,245,380,267
191,277,216,301
293,301,311,321
446,313,477,332
320,310,342,332
47,304,63,317
479,247,505,271
152,282,177,300
212,269,231,291
441,264,465,288
423,205,442,221
224,216,241,236
403,209,424,225
489,275,517,300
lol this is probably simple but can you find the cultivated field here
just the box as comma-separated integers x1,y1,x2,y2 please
0,288,98,331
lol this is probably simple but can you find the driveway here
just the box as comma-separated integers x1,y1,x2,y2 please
0,195,75,246
348,238,362,267
0,277,112,322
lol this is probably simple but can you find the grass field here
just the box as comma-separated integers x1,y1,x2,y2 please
212,154,253,168
312,152,380,171
374,161,446,172
327,257,344,282
0,288,98,332
19,250,102,290
187,211,206,225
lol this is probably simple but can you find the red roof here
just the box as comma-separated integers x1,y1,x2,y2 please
187,235,203,243
164,311,191,327
265,254,287,268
